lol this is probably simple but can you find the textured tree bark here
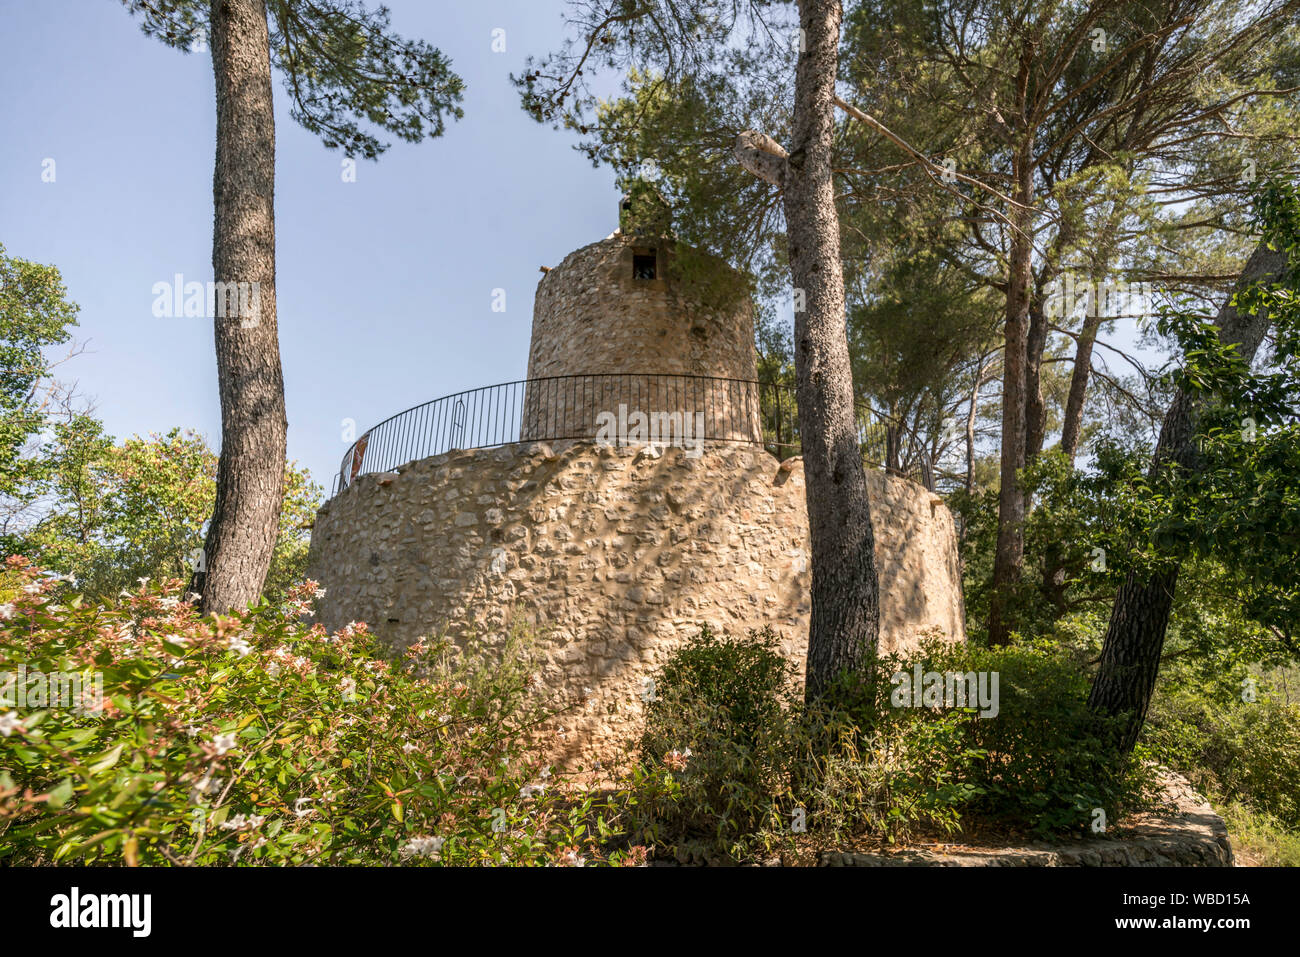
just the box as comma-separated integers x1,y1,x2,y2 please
1024,300,1049,462
964,353,992,498
1040,309,1106,603
200,0,287,614
987,145,1035,646
780,0,881,698
885,419,901,475
1088,242,1289,751
1059,310,1104,463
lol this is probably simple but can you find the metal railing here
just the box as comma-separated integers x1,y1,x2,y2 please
332,373,928,496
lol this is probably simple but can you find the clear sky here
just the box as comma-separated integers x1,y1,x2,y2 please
0,0,620,494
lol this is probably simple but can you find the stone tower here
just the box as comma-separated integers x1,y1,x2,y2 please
520,217,760,444
306,205,968,770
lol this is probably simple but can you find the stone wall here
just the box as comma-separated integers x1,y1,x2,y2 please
306,441,966,768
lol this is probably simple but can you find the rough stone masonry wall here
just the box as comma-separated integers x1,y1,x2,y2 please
522,235,760,444
307,441,966,769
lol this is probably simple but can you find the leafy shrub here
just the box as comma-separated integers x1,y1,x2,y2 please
864,639,1156,837
633,625,803,860
1145,677,1300,829
1217,801,1300,867
629,628,1154,862
0,556,632,866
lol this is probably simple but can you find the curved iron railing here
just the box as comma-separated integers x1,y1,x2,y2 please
332,373,929,496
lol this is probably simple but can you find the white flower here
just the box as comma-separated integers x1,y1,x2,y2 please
190,773,223,802
518,783,546,799
314,587,327,599
401,741,418,754
137,577,149,586
0,712,25,737
0,603,15,620
226,636,253,657
400,835,445,860
340,677,356,699
561,848,586,867
219,813,266,831
211,732,237,756
267,661,281,677
21,583,42,595
539,766,552,780
664,748,692,771
293,798,314,818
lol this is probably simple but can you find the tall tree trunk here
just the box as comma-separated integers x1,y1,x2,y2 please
1024,298,1049,461
987,143,1034,646
1059,310,1104,463
737,0,879,699
789,0,879,698
201,0,287,614
964,353,992,497
1088,242,1289,751
885,418,901,475
1042,308,1105,605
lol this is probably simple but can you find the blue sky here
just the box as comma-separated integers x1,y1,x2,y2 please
1,0,1176,500
0,0,619,493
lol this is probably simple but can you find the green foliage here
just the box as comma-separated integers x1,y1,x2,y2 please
120,0,465,159
1218,801,1300,867
0,559,633,866
8,427,321,604
628,628,1153,862
0,243,79,506
847,249,999,417
833,640,1155,838
644,624,794,753
633,625,803,860
1080,182,1300,639
954,184,1300,660
261,459,323,604
1146,675,1300,830
27,427,214,597
951,448,1128,644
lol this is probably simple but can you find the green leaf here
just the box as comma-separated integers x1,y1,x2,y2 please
46,778,74,809
89,743,123,774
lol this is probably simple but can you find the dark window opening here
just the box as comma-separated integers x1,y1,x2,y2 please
633,251,657,280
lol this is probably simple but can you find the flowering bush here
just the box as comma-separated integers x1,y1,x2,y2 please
0,557,633,866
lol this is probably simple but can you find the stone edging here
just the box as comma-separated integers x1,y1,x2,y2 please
820,772,1233,867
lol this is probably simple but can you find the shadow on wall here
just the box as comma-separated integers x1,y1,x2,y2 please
305,440,965,768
